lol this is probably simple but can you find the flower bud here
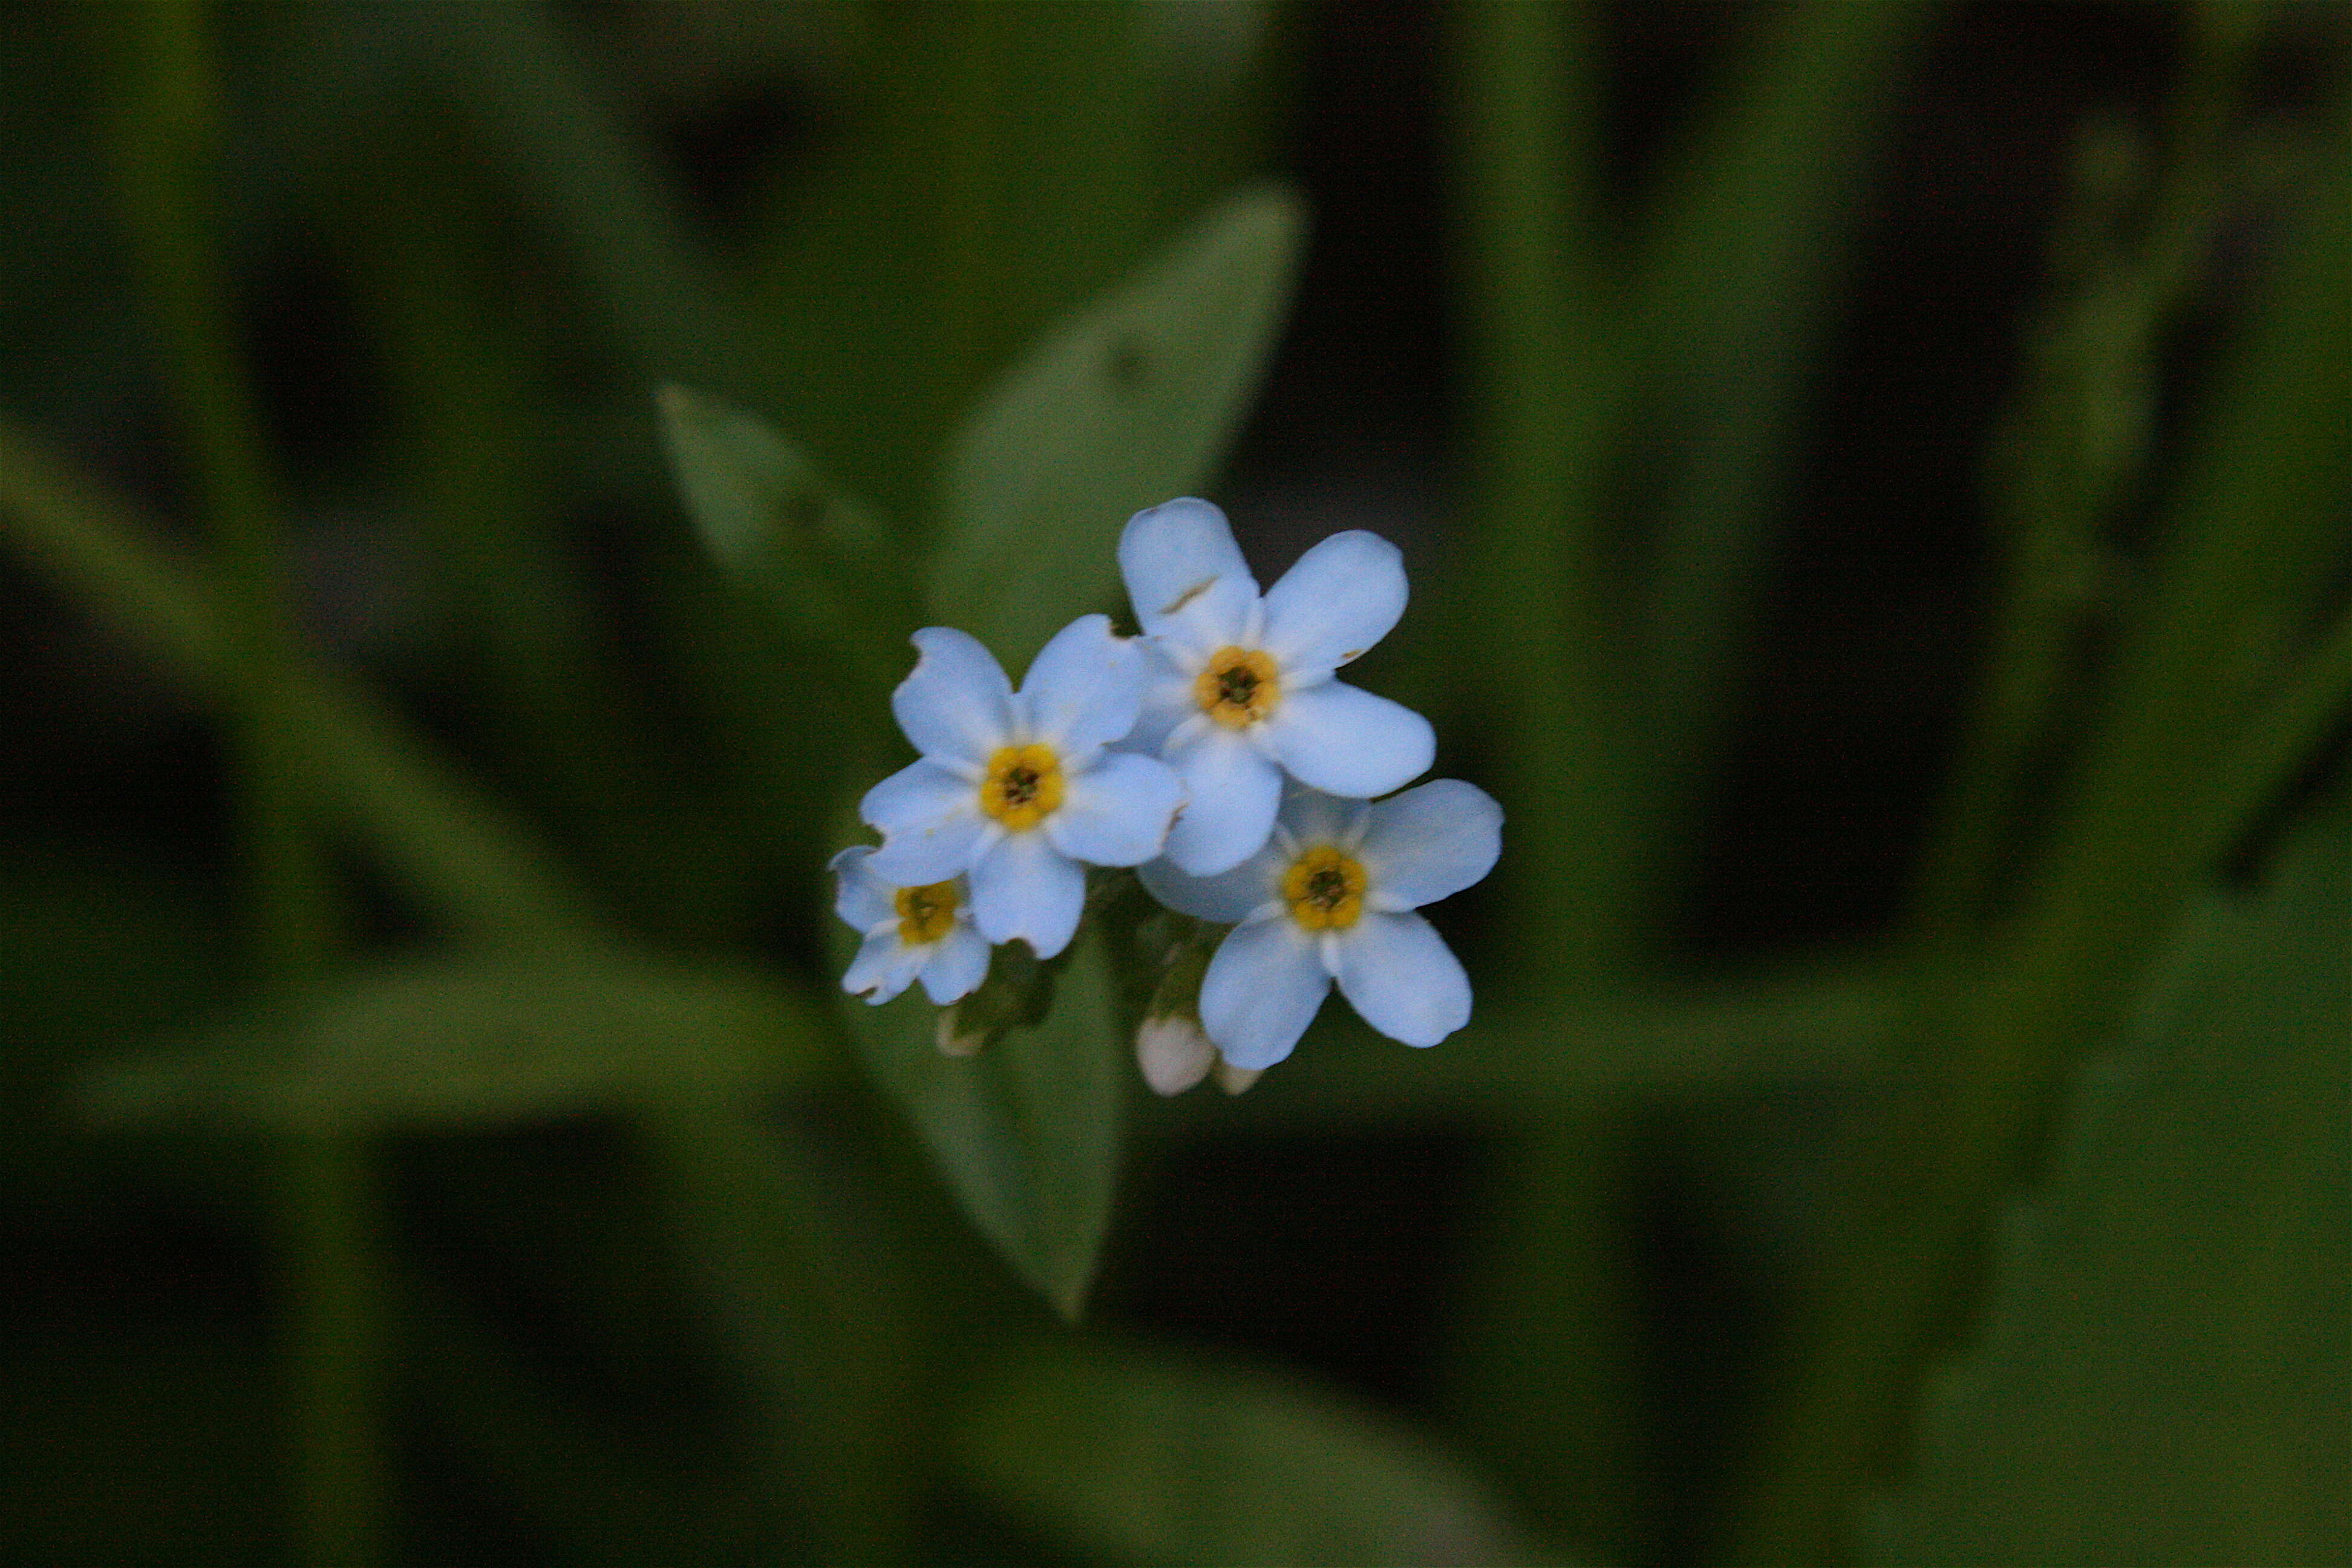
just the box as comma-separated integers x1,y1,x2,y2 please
928,942,1059,1057
935,1008,988,1057
1214,1058,1263,1096
1135,1014,1215,1096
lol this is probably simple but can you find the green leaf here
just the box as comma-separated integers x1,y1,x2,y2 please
953,1339,1581,1567
839,931,1123,1319
656,384,910,683
931,183,1304,665
1868,805,2351,1566
83,948,824,1133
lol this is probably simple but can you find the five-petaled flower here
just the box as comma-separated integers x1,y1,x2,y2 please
1139,781,1501,1070
862,615,1186,960
831,847,991,1006
1118,498,1435,875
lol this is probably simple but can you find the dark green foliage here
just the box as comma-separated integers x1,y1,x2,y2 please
0,2,2342,1564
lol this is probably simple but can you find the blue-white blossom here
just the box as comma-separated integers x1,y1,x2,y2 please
1139,781,1501,1070
863,615,1185,959
831,846,991,1007
1118,498,1436,876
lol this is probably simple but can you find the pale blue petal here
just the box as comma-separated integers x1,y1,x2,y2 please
1259,681,1434,799
861,760,987,884
1119,497,1258,657
1333,910,1471,1047
1123,655,1200,756
1022,613,1143,755
1137,843,1285,924
1274,786,1367,851
969,829,1086,958
829,846,893,929
1045,751,1184,867
1357,779,1503,910
843,928,923,1005
1199,913,1330,1070
1161,724,1284,875
1259,530,1408,678
892,626,1013,767
918,924,992,1005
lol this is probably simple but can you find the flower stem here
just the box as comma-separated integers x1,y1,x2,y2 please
1452,0,1632,988
106,3,379,1561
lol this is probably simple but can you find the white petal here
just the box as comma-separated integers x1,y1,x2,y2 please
1021,613,1143,754
917,925,992,1005
1161,725,1284,875
1045,751,1184,867
1137,844,1284,924
1259,681,1434,799
1119,497,1258,657
892,626,1013,767
968,829,1086,958
842,928,922,1005
829,846,894,930
1357,779,1503,910
1259,530,1408,677
1198,913,1331,1070
1333,910,1471,1047
861,760,987,884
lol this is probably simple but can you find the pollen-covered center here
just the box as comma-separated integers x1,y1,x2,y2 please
1194,645,1281,728
1281,844,1367,932
980,743,1065,831
893,880,959,945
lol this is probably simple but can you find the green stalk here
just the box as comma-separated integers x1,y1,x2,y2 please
933,1,1014,426
1446,10,1645,1556
1907,25,2250,943
1724,137,2348,1568
0,416,602,945
1453,0,1627,987
106,5,377,1562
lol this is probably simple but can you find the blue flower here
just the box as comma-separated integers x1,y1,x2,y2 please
1117,498,1435,876
831,847,991,1006
862,615,1186,959
1139,781,1501,1070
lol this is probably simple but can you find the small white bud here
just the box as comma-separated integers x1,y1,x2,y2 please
935,1008,987,1057
1135,1015,1215,1096
1214,1057,1263,1096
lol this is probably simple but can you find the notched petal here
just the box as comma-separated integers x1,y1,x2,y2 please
1022,613,1144,755
892,626,1014,765
1260,529,1408,677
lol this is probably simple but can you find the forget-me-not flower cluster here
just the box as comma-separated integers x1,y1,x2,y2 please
835,498,1500,1089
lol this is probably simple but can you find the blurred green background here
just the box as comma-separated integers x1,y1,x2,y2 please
0,2,2344,1565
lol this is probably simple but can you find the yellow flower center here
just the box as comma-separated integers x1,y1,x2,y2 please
893,880,961,945
980,743,1065,831
1194,645,1281,728
1281,844,1367,932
